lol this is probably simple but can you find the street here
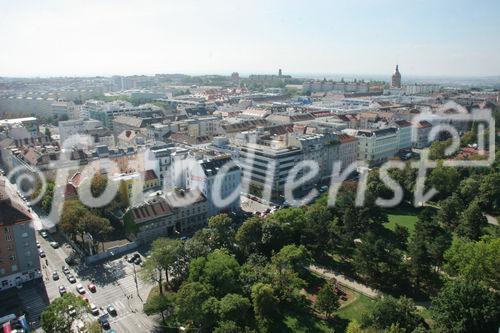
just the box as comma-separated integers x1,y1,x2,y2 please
34,230,160,333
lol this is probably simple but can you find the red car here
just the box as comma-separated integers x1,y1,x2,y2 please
80,294,89,303
88,283,97,293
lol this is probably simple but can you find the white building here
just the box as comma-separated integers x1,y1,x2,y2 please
346,128,400,166
58,119,102,143
187,156,241,217
393,120,413,150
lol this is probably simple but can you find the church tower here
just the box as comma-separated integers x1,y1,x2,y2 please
391,65,401,88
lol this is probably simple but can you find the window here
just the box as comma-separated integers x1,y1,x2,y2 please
5,235,13,241
22,232,28,238
10,255,16,261
11,265,17,272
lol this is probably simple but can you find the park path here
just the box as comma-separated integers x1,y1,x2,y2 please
309,265,380,299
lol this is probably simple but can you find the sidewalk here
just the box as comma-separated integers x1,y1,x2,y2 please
309,265,380,299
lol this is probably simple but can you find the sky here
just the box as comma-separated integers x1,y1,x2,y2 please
0,0,499,78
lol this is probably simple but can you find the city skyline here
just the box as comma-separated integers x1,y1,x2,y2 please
1,0,500,77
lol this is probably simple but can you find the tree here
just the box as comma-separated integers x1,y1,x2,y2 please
393,224,409,250
151,238,186,290
301,203,333,256
40,293,88,333
239,254,271,295
345,320,365,333
456,200,487,240
362,296,425,333
251,283,279,332
408,235,433,289
457,176,480,205
427,163,460,199
184,228,213,259
353,231,405,289
213,321,241,333
235,216,263,257
431,279,500,333
478,172,500,212
90,174,108,198
429,139,452,160
436,194,464,231
269,207,305,243
85,321,103,333
33,180,55,214
412,208,450,267
444,236,500,290
272,244,311,276
260,218,289,256
44,127,52,139
188,249,241,297
217,293,252,325
175,282,212,327
143,292,175,322
315,282,340,319
208,214,235,250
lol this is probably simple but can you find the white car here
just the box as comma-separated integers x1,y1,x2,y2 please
36,241,40,248
90,303,99,316
76,283,85,294
40,230,48,238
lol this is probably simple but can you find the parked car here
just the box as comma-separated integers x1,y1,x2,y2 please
107,305,117,316
67,275,76,283
36,241,40,248
80,294,89,303
100,318,110,330
88,283,97,293
76,283,85,294
133,257,142,265
38,249,46,258
40,230,48,238
67,305,76,317
90,303,99,316
49,241,60,249
62,266,70,275
58,285,66,295
52,271,59,280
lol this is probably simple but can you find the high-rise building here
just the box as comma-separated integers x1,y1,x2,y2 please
0,178,41,291
391,65,402,88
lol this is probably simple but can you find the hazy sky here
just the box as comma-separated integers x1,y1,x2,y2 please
1,0,499,77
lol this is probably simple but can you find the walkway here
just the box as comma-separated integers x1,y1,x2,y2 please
309,265,380,299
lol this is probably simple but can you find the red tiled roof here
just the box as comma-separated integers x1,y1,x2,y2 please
337,134,357,143
142,169,158,182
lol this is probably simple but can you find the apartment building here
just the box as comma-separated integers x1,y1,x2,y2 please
0,178,41,291
347,128,400,166
58,119,102,143
187,155,241,217
236,134,303,201
125,189,208,243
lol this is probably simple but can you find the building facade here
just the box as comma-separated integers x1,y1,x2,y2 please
187,156,241,217
0,178,41,291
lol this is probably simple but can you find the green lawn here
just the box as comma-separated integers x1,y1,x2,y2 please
384,206,420,235
337,293,374,323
